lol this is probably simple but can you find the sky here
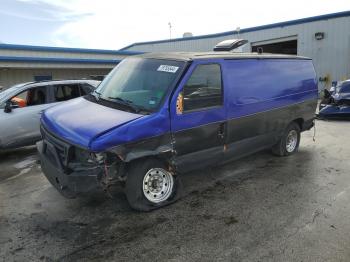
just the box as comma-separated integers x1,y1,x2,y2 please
0,0,349,50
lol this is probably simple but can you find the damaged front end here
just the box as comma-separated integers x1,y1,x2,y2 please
37,126,125,198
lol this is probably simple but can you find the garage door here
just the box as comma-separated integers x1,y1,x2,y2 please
251,36,298,55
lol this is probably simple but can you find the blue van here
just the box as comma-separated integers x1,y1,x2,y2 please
38,51,318,211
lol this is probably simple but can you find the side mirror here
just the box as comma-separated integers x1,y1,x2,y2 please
4,101,12,113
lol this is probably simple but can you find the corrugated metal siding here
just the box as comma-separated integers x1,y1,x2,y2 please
0,68,111,88
124,16,350,88
0,49,129,60
0,61,115,69
0,44,139,88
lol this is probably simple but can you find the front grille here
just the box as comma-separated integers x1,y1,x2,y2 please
41,126,73,168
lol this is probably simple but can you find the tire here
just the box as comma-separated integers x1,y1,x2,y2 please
272,122,301,157
125,158,182,211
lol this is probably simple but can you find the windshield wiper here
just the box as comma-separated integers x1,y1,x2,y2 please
107,96,149,114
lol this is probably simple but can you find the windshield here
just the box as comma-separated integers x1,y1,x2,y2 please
95,57,185,113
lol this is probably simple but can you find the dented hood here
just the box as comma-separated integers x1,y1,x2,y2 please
41,97,143,148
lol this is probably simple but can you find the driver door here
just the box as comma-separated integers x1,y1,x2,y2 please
0,86,51,149
170,61,226,173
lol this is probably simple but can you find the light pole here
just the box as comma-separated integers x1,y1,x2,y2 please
168,22,172,39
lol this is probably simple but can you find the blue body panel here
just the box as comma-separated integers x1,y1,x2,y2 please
41,97,144,149
223,59,317,119
41,57,317,153
89,106,171,152
170,59,317,132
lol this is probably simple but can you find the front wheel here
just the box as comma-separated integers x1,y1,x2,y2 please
272,122,301,156
125,158,181,211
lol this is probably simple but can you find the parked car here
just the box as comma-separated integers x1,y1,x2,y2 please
318,80,350,119
0,79,100,150
38,50,318,211
333,80,350,104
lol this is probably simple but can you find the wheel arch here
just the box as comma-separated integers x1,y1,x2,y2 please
292,118,304,130
125,154,174,174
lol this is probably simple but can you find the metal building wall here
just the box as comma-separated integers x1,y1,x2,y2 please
0,44,142,88
0,44,141,61
0,68,111,88
0,49,121,60
123,15,350,88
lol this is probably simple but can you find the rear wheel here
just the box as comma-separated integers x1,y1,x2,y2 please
272,122,301,156
125,158,181,211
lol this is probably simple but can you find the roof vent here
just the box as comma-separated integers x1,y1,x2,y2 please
213,39,248,51
183,32,193,38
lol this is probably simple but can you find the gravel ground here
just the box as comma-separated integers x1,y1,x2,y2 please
1,119,350,262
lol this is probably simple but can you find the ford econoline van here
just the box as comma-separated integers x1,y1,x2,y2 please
38,51,318,211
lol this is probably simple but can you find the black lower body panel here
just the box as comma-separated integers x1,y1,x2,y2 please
37,141,102,198
173,99,317,173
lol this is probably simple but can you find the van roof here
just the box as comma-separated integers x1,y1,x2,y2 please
137,52,311,61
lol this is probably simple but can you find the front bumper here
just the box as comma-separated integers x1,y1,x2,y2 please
37,140,102,198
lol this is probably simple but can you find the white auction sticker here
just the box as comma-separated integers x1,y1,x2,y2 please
157,65,179,73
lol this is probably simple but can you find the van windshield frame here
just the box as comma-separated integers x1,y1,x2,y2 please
95,57,186,114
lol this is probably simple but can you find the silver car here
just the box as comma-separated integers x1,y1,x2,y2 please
0,80,100,150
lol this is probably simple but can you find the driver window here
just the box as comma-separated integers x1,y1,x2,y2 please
10,87,47,108
183,64,223,111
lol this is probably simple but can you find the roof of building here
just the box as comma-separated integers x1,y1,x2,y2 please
0,43,144,65
120,10,350,50
137,52,310,61
0,43,143,55
0,56,121,64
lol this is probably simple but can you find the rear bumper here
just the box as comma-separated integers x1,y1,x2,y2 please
37,140,102,198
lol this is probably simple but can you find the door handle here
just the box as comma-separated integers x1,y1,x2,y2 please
218,123,225,139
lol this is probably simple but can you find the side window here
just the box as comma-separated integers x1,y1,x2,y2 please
183,64,222,111
10,87,47,107
54,84,81,102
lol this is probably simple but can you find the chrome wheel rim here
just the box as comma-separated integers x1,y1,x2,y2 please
286,130,298,153
143,168,174,203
